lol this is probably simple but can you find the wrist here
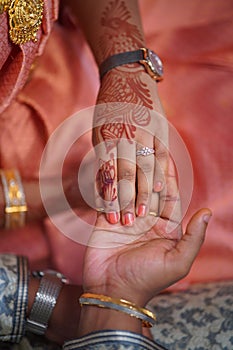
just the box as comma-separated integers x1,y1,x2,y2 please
28,277,40,315
78,303,141,338
78,289,156,338
99,48,164,82
28,276,82,344
100,63,146,81
84,285,148,308
24,180,46,222
46,284,82,344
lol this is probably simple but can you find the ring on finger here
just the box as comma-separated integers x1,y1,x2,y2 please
96,207,105,212
149,211,158,217
136,146,155,157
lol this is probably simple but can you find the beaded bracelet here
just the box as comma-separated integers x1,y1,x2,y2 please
0,169,27,229
79,293,156,328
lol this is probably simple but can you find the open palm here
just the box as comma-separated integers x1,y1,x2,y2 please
82,209,210,307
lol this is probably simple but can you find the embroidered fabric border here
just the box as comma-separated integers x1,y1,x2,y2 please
150,281,233,350
63,330,166,350
0,254,29,343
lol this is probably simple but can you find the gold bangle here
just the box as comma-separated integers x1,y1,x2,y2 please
0,169,28,229
79,293,156,328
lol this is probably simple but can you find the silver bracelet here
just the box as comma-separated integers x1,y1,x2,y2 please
26,272,64,335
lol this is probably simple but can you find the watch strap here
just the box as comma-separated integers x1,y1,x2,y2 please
26,274,63,335
99,49,144,80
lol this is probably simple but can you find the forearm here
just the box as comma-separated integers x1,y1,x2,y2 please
78,305,141,337
28,278,82,344
64,0,146,65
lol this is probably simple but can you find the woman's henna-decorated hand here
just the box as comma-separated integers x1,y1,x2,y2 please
64,0,179,227
92,0,175,226
94,70,170,226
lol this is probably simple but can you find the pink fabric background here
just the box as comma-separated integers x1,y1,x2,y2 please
139,0,233,288
0,0,232,288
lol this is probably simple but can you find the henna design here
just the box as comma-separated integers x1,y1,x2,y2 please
96,155,117,202
95,0,154,153
99,0,144,60
96,71,153,152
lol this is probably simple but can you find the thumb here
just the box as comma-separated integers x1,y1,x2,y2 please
175,208,212,274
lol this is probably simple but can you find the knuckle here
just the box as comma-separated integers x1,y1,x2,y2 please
119,168,135,181
138,161,153,174
105,203,119,212
120,199,134,211
137,191,149,202
156,149,168,160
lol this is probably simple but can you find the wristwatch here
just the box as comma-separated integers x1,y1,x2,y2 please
26,270,66,335
99,48,164,82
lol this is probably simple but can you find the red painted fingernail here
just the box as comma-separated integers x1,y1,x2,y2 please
138,204,147,217
124,212,134,226
106,212,119,224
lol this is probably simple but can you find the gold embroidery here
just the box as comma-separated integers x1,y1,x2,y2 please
0,0,43,45
0,0,10,14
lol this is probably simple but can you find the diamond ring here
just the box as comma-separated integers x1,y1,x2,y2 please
136,147,155,157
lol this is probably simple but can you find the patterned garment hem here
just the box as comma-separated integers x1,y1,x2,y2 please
63,330,167,350
0,254,29,343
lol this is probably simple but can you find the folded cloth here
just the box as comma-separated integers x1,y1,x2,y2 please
0,0,59,114
0,2,98,285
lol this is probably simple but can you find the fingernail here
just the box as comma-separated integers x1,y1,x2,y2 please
106,212,119,224
154,181,163,192
203,214,212,224
124,212,134,226
138,204,147,217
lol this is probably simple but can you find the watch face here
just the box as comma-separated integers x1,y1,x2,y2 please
147,49,163,78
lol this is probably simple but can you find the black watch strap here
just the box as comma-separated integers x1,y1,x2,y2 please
99,49,144,80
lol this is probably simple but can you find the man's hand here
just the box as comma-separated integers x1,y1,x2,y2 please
82,208,211,307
